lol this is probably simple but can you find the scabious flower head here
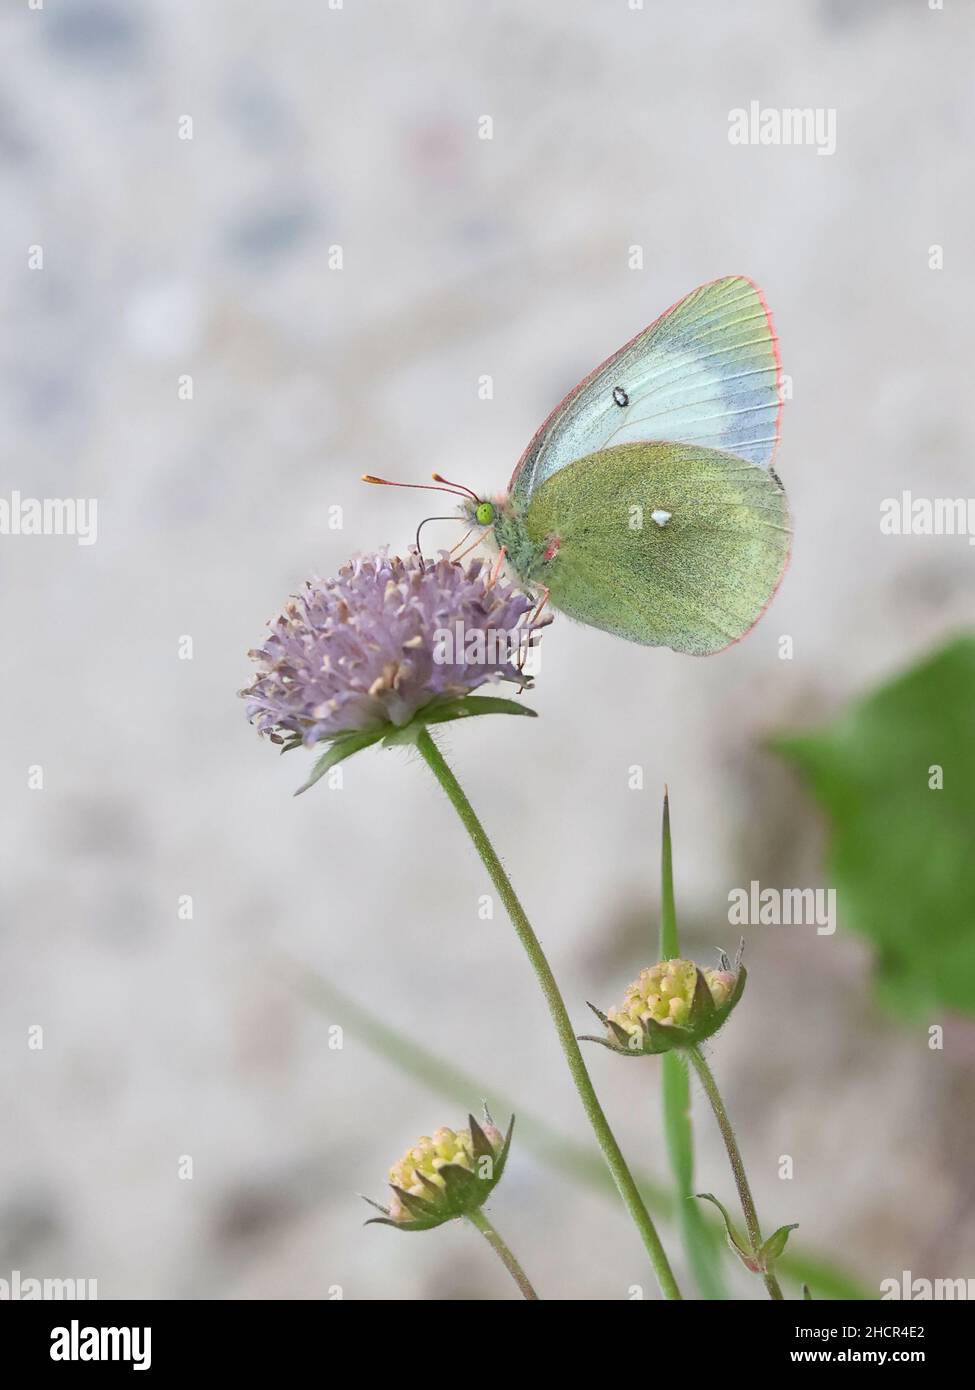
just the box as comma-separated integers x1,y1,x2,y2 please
581,947,746,1057
610,959,737,1034
242,549,550,750
365,1110,513,1232
387,1122,504,1222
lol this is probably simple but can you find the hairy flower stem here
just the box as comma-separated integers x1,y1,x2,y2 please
688,1045,784,1300
416,728,682,1300
465,1208,539,1300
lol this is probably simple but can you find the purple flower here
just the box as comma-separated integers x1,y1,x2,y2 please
242,549,550,749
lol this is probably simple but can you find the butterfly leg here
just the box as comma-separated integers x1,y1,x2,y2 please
452,527,494,564
448,526,475,556
487,545,507,587
529,584,551,627
515,583,550,687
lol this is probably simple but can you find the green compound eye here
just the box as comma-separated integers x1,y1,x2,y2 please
475,501,496,525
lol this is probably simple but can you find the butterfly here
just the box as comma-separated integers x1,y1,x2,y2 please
365,276,790,656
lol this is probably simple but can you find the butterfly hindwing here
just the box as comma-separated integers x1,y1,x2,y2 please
522,440,791,656
510,276,782,506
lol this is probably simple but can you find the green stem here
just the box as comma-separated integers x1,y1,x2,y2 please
659,791,727,1299
415,727,682,1300
688,1045,784,1300
466,1208,539,1299
286,962,871,1298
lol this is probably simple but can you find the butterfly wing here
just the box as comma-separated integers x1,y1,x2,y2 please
510,276,782,507
523,441,790,655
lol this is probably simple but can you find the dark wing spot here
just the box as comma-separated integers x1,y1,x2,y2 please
612,386,629,407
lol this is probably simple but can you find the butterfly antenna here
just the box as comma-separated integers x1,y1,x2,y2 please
361,474,473,502
431,472,480,502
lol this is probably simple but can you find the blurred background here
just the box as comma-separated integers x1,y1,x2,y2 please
1,0,973,1300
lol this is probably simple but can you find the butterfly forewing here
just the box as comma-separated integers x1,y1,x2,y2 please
510,276,782,506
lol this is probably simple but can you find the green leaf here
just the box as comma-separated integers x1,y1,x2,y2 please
663,1052,728,1300
760,1222,799,1267
659,787,679,958
657,791,728,1300
293,731,383,795
775,634,975,1017
694,1192,752,1263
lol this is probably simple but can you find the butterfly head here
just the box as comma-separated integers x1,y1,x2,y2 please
362,472,500,556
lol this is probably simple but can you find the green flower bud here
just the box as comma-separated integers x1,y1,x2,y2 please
580,946,746,1057
363,1108,513,1232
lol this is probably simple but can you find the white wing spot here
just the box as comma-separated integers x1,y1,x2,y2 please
612,386,629,407
651,509,672,527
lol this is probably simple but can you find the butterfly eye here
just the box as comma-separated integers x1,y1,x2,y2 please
612,386,629,407
475,501,496,525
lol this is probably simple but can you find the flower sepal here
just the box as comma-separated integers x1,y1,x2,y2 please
293,696,536,794
364,1108,514,1233
292,729,386,794
579,947,746,1057
378,693,537,746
